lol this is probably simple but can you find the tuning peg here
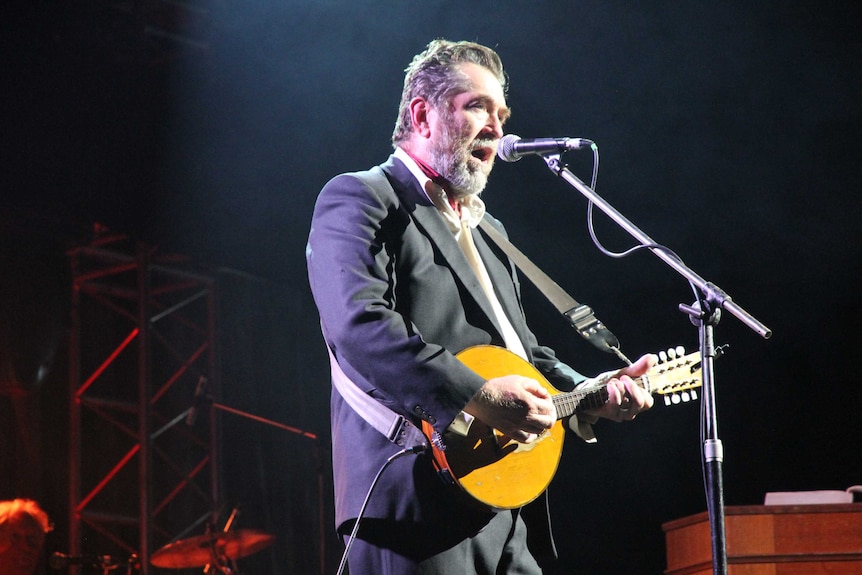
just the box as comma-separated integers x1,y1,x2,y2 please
667,347,677,360
659,350,668,363
675,345,685,357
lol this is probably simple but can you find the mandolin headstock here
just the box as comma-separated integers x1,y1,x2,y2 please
643,346,702,405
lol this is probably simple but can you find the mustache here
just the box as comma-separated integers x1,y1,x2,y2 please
470,138,497,150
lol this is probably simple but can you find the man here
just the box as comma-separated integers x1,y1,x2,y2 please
0,499,51,575
306,39,655,574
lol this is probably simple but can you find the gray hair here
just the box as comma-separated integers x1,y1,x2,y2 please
392,39,507,146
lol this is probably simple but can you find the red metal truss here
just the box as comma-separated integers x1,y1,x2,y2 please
67,231,219,573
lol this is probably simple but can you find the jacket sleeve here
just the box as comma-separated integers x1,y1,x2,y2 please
306,170,487,436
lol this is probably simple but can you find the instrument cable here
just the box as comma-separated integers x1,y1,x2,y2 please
335,444,427,575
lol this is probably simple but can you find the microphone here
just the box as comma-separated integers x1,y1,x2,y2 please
49,552,115,570
497,134,592,162
185,375,209,426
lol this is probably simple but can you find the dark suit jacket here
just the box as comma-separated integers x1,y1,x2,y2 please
306,154,585,563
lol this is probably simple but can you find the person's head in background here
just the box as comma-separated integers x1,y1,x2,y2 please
0,499,52,575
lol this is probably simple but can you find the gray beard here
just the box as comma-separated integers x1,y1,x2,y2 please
429,125,492,200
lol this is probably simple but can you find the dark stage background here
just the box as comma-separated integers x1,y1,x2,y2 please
2,1,861,574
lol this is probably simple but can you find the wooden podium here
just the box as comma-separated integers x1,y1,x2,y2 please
663,504,862,574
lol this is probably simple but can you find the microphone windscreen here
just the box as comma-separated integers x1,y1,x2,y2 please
496,134,522,162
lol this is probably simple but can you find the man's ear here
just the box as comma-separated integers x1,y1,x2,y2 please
408,97,432,138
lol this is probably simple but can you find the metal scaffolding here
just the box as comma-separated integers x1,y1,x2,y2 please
67,230,219,573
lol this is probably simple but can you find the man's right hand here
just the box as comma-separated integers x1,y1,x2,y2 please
463,375,557,443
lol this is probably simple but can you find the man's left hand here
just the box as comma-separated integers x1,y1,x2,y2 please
587,353,657,422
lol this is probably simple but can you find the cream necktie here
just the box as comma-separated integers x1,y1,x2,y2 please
457,217,528,361
421,180,528,361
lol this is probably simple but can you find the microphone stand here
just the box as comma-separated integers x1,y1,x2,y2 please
541,153,771,575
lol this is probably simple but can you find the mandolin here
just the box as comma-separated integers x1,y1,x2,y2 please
422,345,702,511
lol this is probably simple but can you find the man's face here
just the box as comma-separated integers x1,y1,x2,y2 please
0,512,44,575
427,62,510,200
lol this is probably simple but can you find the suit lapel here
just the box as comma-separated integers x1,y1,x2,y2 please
381,159,507,339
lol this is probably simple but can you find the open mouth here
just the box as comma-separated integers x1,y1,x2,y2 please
470,146,494,163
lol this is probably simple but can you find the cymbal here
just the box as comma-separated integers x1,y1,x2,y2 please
151,529,275,568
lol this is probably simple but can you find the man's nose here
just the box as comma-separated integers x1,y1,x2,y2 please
485,115,504,140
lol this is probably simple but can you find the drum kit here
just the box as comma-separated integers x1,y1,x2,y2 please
150,528,275,573
49,380,316,574
49,528,274,574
